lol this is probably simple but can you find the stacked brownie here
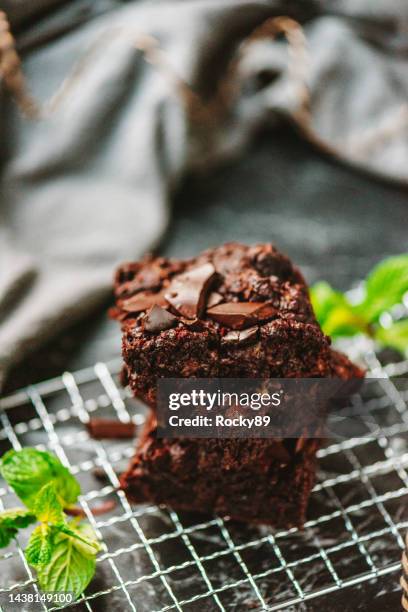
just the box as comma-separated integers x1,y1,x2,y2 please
112,243,363,527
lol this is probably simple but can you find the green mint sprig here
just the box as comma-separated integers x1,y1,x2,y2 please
310,254,408,354
0,448,101,599
0,508,36,547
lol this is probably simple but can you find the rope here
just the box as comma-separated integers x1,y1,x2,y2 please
0,10,39,118
0,10,406,169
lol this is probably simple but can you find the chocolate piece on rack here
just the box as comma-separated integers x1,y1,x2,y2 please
86,418,136,439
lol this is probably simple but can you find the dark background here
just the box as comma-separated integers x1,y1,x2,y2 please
4,123,408,610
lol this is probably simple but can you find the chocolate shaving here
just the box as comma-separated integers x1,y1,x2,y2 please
119,291,166,314
86,418,136,439
207,302,277,329
165,263,217,319
143,304,178,333
222,326,258,346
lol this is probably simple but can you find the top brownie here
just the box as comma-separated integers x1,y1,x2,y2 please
112,243,358,406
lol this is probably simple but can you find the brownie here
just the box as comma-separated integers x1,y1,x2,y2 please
120,413,321,527
112,243,352,406
112,242,364,527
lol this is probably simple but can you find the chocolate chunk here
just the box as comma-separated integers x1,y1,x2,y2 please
207,302,277,329
251,303,278,321
249,244,293,279
143,305,178,333
222,326,258,346
165,263,217,319
117,273,161,297
86,418,136,439
207,292,224,307
180,317,206,331
120,291,166,313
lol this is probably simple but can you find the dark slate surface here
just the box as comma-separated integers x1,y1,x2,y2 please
4,124,408,609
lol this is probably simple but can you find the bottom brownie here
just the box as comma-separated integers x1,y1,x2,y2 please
120,413,320,528
120,350,363,527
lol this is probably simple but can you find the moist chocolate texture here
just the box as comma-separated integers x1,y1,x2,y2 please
112,242,364,527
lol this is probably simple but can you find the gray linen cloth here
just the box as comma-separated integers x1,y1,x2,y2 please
1,0,408,388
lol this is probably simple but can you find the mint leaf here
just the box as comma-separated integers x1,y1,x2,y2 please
0,509,36,548
42,453,81,508
310,282,351,325
375,320,408,355
36,522,99,599
32,483,65,525
323,307,367,338
0,525,18,548
0,449,99,599
358,255,408,323
0,508,36,529
0,449,80,509
310,282,367,338
25,524,54,567
57,524,101,554
0,449,52,507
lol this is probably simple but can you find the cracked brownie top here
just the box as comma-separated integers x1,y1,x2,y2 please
111,243,361,406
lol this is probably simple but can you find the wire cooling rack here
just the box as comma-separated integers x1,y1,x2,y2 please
0,350,407,611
